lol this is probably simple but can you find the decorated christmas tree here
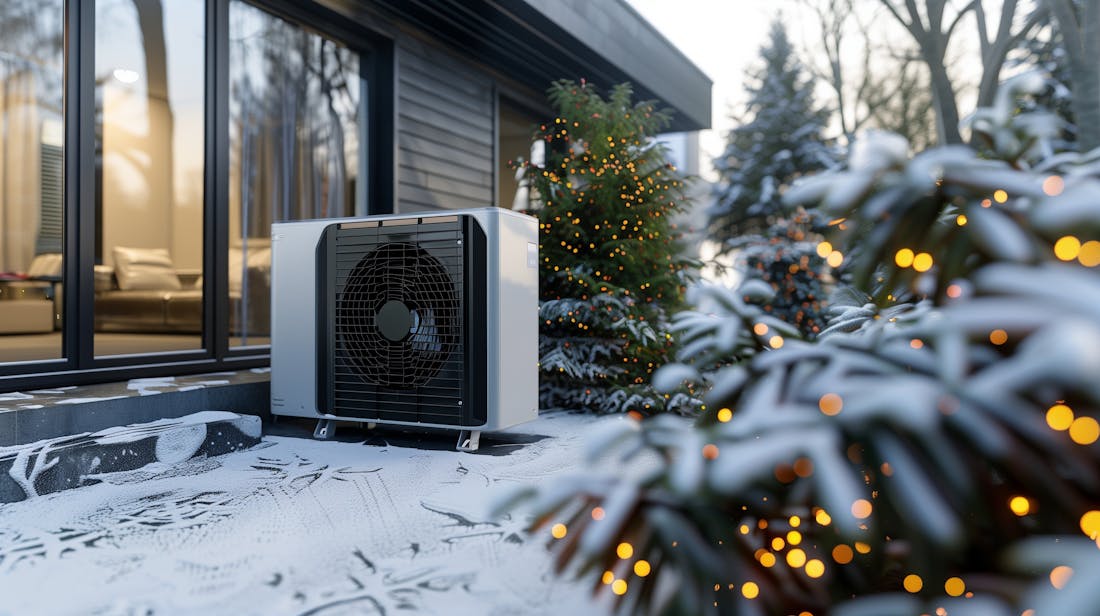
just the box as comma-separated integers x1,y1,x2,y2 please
514,80,696,415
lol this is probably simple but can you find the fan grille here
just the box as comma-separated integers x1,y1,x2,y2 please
337,241,460,388
323,216,485,426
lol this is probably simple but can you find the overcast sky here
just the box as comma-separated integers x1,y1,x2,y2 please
626,0,806,179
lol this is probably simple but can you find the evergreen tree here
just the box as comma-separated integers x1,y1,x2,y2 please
710,19,833,241
508,78,1100,616
516,80,696,415
711,20,837,338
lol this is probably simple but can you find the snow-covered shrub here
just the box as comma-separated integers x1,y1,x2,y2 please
501,89,1100,614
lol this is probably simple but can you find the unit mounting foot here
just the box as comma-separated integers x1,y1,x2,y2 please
456,430,481,452
314,418,335,440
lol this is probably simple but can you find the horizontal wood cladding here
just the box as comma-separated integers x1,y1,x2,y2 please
396,35,495,213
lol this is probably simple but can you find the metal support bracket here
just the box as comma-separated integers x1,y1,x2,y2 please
314,418,335,440
456,430,481,452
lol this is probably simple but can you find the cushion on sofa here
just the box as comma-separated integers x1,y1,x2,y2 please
27,253,63,278
112,246,182,291
228,246,271,295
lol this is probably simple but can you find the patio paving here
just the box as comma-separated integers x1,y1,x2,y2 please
0,411,634,615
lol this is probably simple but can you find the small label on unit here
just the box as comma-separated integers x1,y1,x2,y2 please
527,242,538,268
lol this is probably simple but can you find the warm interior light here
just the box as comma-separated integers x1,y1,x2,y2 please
112,68,140,84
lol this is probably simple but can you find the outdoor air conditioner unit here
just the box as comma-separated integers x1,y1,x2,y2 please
269,208,539,452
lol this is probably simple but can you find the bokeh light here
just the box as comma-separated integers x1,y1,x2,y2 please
1009,496,1031,516
851,499,873,519
1051,566,1073,589
717,408,733,423
805,559,825,578
1047,404,1074,431
551,523,567,539
945,577,965,596
1069,417,1100,445
989,329,1008,345
904,574,923,593
912,252,934,272
1054,236,1081,261
1080,510,1100,539
1043,175,1065,196
616,542,633,559
741,582,759,599
786,548,807,568
1079,241,1100,267
819,393,843,416
634,560,651,577
793,458,814,478
895,248,914,268
832,544,853,564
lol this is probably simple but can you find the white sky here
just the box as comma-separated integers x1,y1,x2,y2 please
626,0,1002,181
626,0,805,181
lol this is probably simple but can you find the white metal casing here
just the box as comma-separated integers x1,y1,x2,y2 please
270,207,539,433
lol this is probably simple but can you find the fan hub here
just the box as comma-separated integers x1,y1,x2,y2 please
377,299,413,341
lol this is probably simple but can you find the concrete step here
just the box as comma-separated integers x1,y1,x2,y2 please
0,411,261,503
0,369,270,447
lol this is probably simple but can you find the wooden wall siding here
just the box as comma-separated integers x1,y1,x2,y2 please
396,36,496,213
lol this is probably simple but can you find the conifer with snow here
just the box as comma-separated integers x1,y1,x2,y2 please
710,19,834,241
711,20,838,337
515,80,696,415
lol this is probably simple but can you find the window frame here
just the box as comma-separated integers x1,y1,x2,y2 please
0,0,393,391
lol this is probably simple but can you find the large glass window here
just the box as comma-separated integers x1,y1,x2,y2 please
0,1,65,363
229,0,365,347
93,0,206,357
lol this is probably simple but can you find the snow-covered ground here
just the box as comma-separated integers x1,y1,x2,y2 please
0,412,635,615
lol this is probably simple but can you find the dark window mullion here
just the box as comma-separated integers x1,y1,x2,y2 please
72,0,96,370
210,0,230,359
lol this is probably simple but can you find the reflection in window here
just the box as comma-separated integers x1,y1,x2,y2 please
94,0,205,357
498,99,544,210
0,1,65,363
229,0,364,346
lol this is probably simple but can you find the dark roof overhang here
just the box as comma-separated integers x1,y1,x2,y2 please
364,0,712,131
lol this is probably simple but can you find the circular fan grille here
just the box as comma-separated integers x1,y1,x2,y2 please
337,242,460,388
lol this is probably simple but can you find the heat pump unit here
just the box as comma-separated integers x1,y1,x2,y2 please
269,208,539,451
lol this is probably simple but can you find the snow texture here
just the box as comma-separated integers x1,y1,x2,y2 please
0,412,261,503
0,412,628,615
0,371,268,414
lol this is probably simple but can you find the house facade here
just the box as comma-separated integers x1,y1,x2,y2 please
0,0,710,392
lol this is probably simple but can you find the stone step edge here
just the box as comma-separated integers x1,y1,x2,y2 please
0,411,262,504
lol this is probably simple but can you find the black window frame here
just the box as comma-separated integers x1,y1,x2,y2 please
0,0,394,391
